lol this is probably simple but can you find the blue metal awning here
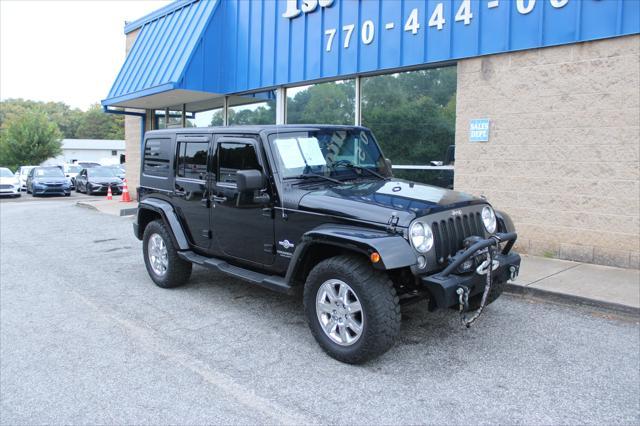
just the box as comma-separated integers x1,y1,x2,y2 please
102,0,219,108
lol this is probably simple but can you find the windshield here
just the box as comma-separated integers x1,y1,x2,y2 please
89,167,117,178
0,168,14,178
269,129,391,180
66,165,82,173
20,167,34,176
35,168,64,177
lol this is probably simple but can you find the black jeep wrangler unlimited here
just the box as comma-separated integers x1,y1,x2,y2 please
134,125,520,363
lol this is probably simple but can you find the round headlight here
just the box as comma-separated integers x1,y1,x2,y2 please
409,221,434,253
482,206,497,233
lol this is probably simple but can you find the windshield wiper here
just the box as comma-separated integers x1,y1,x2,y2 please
284,173,342,184
330,160,388,180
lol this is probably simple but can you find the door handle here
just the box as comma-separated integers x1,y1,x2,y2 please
174,189,186,198
212,195,227,203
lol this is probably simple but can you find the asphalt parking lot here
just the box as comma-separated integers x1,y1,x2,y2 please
1,197,639,425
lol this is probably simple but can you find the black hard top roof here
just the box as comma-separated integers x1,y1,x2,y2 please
145,124,369,138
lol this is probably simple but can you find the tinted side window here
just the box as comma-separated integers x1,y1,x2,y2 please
177,142,208,180
217,142,260,185
143,138,170,176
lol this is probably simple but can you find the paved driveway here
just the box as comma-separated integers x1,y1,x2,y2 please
1,199,638,425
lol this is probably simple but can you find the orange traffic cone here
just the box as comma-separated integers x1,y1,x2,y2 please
106,185,113,200
120,179,132,203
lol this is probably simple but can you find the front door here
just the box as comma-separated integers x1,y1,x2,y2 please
210,136,275,266
173,135,212,250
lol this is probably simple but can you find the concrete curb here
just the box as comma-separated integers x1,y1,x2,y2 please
75,201,98,211
119,207,137,217
505,283,640,318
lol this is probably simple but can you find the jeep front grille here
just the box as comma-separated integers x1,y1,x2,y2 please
432,212,485,264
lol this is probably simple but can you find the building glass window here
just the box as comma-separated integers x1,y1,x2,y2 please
361,67,457,188
286,80,355,125
227,90,276,125
155,110,183,129
189,107,224,127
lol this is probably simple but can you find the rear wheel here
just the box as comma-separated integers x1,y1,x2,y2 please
303,255,401,364
142,220,192,288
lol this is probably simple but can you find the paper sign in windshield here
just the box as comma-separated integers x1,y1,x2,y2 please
297,137,326,166
274,138,306,169
274,137,326,169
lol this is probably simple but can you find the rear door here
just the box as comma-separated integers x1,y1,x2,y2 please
210,136,275,266
172,135,213,250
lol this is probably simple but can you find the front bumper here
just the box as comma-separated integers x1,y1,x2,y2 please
420,233,521,309
33,185,70,195
87,184,123,194
0,186,21,196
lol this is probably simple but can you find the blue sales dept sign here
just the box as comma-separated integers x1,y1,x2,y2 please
470,119,490,142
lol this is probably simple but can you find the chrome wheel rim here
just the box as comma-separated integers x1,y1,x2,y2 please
148,233,168,276
315,279,364,346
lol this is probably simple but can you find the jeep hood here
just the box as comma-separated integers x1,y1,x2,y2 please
298,180,486,227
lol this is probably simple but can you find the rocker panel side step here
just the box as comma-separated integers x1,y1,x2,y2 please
178,250,294,295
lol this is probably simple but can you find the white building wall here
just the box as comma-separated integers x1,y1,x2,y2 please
43,149,125,166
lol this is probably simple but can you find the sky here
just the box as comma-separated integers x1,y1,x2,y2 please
0,0,172,111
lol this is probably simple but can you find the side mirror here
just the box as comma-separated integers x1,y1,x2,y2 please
236,169,265,192
385,158,393,171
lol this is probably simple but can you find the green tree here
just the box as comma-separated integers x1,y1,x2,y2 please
75,104,124,139
0,111,63,170
0,98,84,138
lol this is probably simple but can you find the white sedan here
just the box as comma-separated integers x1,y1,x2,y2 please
0,167,21,197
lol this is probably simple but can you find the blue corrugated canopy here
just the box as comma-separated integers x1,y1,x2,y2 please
102,0,219,109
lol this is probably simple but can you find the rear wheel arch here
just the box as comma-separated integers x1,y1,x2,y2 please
137,207,162,239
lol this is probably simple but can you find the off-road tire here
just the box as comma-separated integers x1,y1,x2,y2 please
142,220,192,288
465,279,506,311
303,255,401,364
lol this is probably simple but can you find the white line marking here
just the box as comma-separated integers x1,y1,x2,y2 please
385,22,395,30
488,0,499,8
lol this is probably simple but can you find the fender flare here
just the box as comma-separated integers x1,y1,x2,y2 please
137,198,190,250
285,224,416,284
495,209,516,234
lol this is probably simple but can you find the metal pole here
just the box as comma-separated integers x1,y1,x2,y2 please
181,104,186,127
223,96,229,126
275,87,286,124
354,76,362,126
164,107,169,129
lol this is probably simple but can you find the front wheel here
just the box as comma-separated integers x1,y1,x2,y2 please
303,255,401,364
142,220,192,288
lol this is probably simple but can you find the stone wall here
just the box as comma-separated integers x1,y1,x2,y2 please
454,35,640,269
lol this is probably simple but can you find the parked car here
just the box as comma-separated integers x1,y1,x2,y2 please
104,164,126,179
26,166,71,196
63,164,83,189
134,125,521,364
0,167,21,197
15,166,36,190
75,167,123,195
76,162,101,168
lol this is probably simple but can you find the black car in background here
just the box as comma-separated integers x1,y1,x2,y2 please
75,167,124,195
26,167,71,196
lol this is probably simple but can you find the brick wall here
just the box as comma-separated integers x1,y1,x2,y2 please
123,29,146,200
454,35,640,269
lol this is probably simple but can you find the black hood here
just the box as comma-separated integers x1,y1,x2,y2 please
297,179,486,227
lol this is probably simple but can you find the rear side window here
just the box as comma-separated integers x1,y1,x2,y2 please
217,142,260,185
176,142,209,180
143,138,170,176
